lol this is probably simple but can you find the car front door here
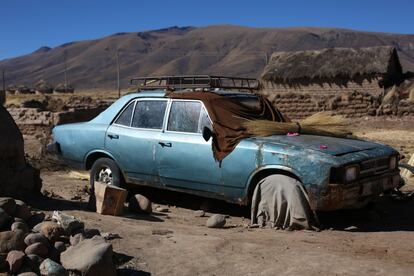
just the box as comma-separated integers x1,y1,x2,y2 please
105,98,168,186
157,100,224,194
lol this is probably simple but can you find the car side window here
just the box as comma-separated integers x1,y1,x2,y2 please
167,101,202,133
132,100,167,129
198,107,212,133
114,101,135,126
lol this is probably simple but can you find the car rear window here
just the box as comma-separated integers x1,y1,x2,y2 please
114,101,135,126
167,101,202,133
132,100,167,129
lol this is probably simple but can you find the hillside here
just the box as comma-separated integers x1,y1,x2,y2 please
1,25,414,90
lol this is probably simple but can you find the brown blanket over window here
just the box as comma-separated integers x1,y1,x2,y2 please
167,92,285,161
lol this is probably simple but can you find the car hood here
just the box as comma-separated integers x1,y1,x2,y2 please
250,135,381,156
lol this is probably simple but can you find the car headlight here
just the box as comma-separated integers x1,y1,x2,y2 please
389,156,398,170
345,166,358,182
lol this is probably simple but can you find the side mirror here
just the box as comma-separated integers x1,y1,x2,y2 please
202,126,213,142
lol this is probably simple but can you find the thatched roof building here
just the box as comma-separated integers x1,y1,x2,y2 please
35,80,54,94
54,83,75,93
261,46,403,96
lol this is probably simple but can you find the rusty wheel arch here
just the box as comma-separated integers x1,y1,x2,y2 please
246,169,302,205
85,152,115,170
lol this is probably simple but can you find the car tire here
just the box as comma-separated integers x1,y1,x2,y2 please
88,157,124,210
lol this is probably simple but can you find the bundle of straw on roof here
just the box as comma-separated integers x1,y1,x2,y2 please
243,112,351,138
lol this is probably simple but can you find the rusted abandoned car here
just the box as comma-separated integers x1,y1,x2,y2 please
48,76,400,224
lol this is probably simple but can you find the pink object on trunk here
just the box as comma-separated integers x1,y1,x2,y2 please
287,132,299,137
319,144,328,149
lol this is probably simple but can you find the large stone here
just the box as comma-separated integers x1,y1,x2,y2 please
0,230,26,253
128,194,152,214
61,236,116,276
206,214,226,228
14,200,31,221
0,106,42,197
0,208,11,229
25,254,44,273
25,242,48,257
6,250,25,274
11,222,29,233
40,222,65,241
39,258,68,276
24,233,49,247
0,198,16,216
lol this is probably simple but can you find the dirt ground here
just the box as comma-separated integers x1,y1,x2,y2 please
24,117,414,276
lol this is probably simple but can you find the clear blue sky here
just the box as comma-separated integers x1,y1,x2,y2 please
1,0,413,60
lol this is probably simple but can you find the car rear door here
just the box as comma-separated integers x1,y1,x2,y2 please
105,98,168,185
156,100,224,194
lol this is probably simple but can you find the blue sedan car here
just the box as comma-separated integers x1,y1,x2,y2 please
49,78,400,212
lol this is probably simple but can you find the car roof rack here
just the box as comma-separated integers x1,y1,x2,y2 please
129,75,261,92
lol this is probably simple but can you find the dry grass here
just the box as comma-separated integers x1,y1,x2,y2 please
244,112,351,138
67,170,89,181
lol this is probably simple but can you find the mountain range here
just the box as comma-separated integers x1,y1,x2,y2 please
1,25,414,90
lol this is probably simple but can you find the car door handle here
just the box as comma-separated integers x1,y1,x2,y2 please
158,142,172,148
107,134,119,139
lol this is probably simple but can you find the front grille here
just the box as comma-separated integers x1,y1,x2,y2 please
359,157,389,178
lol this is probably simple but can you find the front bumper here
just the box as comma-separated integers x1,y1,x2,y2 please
309,171,400,211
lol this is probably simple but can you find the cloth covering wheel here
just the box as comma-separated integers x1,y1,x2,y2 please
250,174,319,230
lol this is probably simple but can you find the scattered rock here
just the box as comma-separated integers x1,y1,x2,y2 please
344,226,358,231
0,230,26,253
24,233,49,247
25,254,44,272
101,232,121,241
17,272,38,276
11,222,29,233
52,211,84,235
39,258,68,276
69,233,85,246
194,210,205,217
0,198,16,216
54,241,66,253
206,214,226,228
83,228,100,239
14,200,31,221
155,206,169,213
0,253,7,270
128,194,152,214
40,222,65,241
25,242,48,257
0,208,11,228
61,236,116,276
6,250,25,274
26,212,46,229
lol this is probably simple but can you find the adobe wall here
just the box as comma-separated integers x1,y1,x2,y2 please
260,90,414,119
262,78,384,97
